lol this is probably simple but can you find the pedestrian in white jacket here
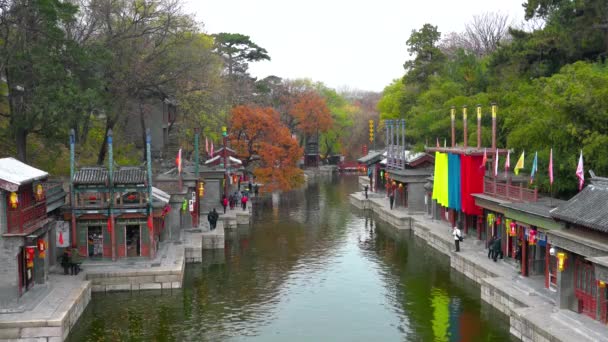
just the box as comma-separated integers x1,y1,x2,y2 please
453,227,462,252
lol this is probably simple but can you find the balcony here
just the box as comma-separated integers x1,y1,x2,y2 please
6,201,48,235
484,179,538,202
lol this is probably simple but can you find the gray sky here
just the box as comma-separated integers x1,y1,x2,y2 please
185,0,525,92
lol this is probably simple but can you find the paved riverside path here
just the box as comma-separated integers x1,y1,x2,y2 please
352,191,608,342
0,272,90,341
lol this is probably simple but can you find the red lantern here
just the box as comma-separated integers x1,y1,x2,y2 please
509,222,517,237
37,239,45,252
528,229,537,245
25,246,35,268
496,216,501,225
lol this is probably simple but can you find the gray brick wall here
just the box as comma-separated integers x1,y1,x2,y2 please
200,179,221,214
0,236,23,303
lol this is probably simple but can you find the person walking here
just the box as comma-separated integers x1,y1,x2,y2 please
221,195,228,214
241,194,248,211
488,236,496,259
61,248,71,275
254,184,259,197
492,237,503,262
453,226,462,252
364,185,369,199
389,189,395,210
207,209,216,230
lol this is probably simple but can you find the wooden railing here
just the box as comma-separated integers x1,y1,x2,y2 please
484,179,538,202
7,201,47,234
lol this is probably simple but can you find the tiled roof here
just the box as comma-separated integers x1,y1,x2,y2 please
502,197,566,219
114,167,146,185
357,150,384,164
73,168,108,185
551,177,608,233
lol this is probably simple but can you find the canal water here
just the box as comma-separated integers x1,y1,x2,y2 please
68,175,514,341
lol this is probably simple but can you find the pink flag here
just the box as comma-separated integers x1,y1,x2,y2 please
176,148,182,174
210,142,214,158
480,148,487,169
549,148,553,185
205,137,209,153
494,149,499,177
504,150,510,177
576,150,584,191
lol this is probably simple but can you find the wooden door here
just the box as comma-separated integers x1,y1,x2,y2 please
575,258,597,319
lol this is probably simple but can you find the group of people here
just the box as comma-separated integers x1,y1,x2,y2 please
222,191,249,213
61,248,82,275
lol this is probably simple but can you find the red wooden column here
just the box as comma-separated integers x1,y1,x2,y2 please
477,216,482,240
545,242,550,288
522,228,528,277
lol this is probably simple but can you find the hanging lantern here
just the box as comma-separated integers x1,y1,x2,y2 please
598,280,606,288
198,181,205,197
35,184,45,201
496,216,501,225
25,246,35,268
528,229,537,245
37,239,45,252
557,252,567,272
509,221,517,237
9,192,18,209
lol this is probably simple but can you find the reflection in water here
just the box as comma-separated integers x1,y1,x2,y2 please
68,175,514,341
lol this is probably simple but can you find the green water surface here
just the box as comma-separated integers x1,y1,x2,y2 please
67,175,513,341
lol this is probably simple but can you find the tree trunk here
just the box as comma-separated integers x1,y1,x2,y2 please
139,99,147,161
15,128,28,162
96,118,114,165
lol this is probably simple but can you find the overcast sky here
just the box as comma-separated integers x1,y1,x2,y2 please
184,0,525,92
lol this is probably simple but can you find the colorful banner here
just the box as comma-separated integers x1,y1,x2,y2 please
460,155,484,215
432,152,449,207
448,153,461,211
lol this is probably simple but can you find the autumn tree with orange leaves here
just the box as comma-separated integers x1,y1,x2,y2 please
289,91,333,141
230,105,304,192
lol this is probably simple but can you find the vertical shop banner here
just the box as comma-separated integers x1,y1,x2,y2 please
56,221,70,247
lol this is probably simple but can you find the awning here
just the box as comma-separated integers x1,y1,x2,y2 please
152,187,171,204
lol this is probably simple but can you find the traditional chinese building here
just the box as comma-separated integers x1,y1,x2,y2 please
381,149,435,212
425,106,511,239
0,158,65,299
357,149,384,192
66,129,169,261
550,175,608,323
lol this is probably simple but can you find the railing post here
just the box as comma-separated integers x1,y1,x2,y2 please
520,183,523,201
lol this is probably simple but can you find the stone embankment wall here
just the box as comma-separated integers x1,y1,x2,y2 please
0,281,90,342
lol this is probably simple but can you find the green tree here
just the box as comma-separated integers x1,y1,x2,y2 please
0,0,101,162
403,24,446,88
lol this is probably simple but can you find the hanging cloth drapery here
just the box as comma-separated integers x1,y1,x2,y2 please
448,153,461,211
460,155,484,215
432,152,449,207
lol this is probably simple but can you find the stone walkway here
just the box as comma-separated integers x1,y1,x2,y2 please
353,191,608,342
0,273,90,341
